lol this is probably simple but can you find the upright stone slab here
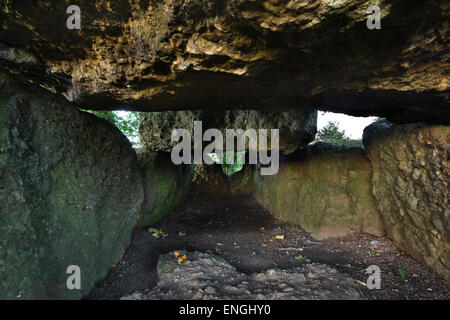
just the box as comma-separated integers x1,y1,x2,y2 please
364,121,450,279
0,69,143,299
253,143,385,239
191,164,254,197
136,151,193,227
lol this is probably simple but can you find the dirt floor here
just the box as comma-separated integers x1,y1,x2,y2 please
87,196,450,300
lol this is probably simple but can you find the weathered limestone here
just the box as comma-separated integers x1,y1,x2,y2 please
0,1,448,121
253,143,385,239
121,251,363,300
191,164,254,197
363,121,450,280
139,109,317,154
0,68,144,299
136,151,193,227
0,0,448,288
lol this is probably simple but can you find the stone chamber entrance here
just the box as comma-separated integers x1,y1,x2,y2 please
0,0,449,300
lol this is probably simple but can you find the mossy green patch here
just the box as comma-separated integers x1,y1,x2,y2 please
253,143,385,240
0,70,143,299
136,151,193,228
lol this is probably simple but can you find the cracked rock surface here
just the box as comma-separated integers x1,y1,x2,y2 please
121,251,363,300
363,121,450,280
1,1,448,121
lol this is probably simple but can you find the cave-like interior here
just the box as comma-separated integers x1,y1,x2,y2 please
0,0,448,301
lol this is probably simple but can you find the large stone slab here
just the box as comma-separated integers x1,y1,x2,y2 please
363,121,450,280
253,143,385,239
139,109,317,155
136,151,193,227
191,164,254,197
121,251,363,300
1,1,447,121
0,69,143,299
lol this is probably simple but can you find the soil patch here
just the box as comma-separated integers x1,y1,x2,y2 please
87,196,450,300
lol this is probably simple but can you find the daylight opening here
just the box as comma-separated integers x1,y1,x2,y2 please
80,110,140,147
313,111,379,147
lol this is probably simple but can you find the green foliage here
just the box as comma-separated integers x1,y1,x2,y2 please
81,110,140,147
27,79,56,93
208,151,246,176
316,121,363,147
295,254,311,263
295,254,303,261
147,228,168,239
222,151,246,176
398,268,406,278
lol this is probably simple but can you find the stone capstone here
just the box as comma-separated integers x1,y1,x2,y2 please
1,1,447,121
139,109,317,154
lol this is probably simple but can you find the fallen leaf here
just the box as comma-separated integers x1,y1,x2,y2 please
427,288,433,292
275,235,285,240
178,232,186,237
356,280,367,287
148,227,168,238
177,254,189,264
173,251,179,259
339,241,344,245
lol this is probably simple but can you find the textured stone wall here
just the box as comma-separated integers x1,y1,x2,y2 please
1,1,447,121
0,69,144,299
136,151,193,227
363,121,450,280
253,143,385,239
139,109,317,155
191,164,254,197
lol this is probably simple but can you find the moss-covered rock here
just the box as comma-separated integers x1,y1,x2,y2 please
136,151,193,227
253,143,385,239
364,122,450,280
139,110,317,155
0,69,143,299
191,164,254,197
